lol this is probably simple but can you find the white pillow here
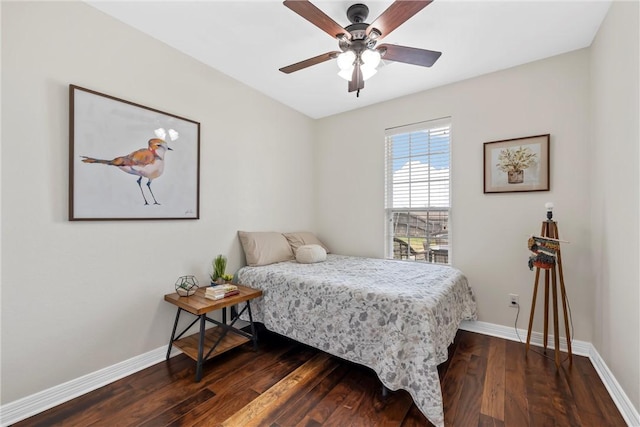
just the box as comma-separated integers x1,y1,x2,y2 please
283,231,330,254
296,244,327,264
238,231,294,266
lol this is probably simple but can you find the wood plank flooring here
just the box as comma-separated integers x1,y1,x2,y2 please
12,329,626,426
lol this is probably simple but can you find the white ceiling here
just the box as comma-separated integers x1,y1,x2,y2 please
86,0,611,119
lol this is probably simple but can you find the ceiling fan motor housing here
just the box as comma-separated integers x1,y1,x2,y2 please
340,23,374,51
342,4,380,51
347,3,369,24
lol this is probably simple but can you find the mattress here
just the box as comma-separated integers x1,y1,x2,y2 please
237,254,477,426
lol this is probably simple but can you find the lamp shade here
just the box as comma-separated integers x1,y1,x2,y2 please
338,67,354,81
337,49,381,82
337,51,356,70
361,65,377,81
361,49,381,69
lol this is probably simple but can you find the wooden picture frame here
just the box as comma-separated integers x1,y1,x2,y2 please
483,134,550,193
69,85,200,220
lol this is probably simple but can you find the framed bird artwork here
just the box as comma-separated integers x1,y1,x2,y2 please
69,85,200,220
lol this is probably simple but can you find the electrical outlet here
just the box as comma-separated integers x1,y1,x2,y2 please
509,293,519,308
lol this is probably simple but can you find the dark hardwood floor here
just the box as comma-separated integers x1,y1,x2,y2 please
13,329,626,426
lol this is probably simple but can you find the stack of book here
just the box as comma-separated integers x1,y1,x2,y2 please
205,284,239,300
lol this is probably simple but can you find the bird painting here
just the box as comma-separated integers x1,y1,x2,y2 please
81,137,172,205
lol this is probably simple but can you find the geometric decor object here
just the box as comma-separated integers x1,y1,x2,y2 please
175,275,199,297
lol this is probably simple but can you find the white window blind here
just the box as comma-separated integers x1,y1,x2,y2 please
385,118,451,263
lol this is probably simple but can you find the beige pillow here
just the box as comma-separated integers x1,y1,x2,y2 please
238,231,294,266
296,244,327,264
283,231,330,254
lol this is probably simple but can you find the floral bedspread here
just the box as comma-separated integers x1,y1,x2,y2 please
237,254,477,426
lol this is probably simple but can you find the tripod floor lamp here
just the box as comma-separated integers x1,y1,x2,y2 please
526,202,572,367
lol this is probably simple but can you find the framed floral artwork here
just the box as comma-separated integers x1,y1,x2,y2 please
69,85,200,220
483,134,550,193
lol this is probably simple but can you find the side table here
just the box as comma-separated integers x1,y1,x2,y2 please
164,284,263,381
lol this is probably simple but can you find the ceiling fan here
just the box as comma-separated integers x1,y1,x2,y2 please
279,0,442,96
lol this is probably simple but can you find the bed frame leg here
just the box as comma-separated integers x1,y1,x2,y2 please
381,385,390,398
373,384,391,411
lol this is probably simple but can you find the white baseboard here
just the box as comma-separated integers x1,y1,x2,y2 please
0,346,181,426
588,345,640,427
459,319,591,356
2,322,638,427
459,320,640,426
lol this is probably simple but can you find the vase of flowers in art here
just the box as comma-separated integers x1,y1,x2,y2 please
496,146,538,184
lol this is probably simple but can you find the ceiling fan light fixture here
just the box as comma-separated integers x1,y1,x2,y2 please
337,50,356,70
338,67,354,81
361,49,381,69
361,65,377,81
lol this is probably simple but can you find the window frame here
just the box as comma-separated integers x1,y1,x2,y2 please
384,118,452,264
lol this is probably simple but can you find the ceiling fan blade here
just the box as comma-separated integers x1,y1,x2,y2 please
279,51,341,74
348,64,364,93
283,0,351,40
367,0,433,40
378,44,441,67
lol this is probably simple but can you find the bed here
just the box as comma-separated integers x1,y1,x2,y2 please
236,231,477,427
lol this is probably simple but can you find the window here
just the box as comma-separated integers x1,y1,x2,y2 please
385,118,451,264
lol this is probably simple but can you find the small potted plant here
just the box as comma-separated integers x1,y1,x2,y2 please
210,254,227,285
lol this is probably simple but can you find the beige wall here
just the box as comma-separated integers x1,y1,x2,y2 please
590,0,640,412
2,0,638,418
1,1,315,403
316,50,594,341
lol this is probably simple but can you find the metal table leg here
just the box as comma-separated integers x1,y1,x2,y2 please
246,301,258,351
166,308,182,360
195,314,206,382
